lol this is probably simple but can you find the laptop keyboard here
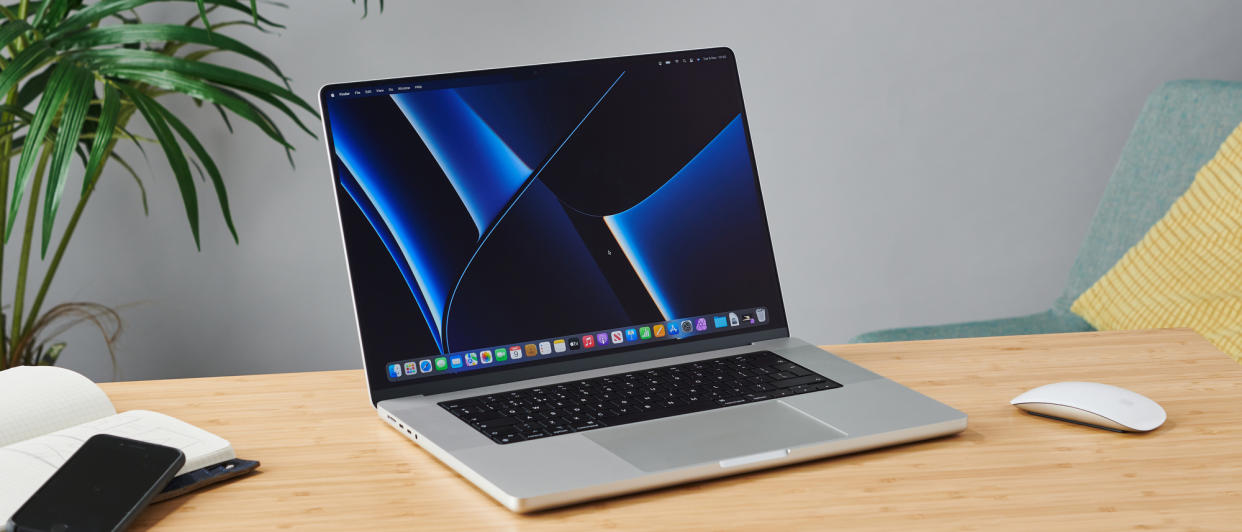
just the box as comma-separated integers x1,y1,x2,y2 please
439,350,842,444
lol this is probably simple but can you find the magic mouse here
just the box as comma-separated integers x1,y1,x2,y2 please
1010,381,1166,432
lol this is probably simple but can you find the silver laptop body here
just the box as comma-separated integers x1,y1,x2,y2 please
320,47,966,513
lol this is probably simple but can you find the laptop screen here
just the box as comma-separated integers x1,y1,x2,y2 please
321,48,787,394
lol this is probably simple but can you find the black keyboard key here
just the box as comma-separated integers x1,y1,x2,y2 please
474,417,519,430
771,374,827,388
463,410,507,424
607,403,706,426
493,432,523,444
572,421,602,431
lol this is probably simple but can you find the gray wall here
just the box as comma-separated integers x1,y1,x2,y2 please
38,0,1242,382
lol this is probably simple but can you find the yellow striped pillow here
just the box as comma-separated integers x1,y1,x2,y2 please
1071,121,1242,362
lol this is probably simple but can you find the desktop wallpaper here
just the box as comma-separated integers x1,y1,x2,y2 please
323,52,786,390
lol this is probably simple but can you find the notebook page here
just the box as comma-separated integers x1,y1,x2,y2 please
0,410,236,520
0,366,115,447
0,450,58,521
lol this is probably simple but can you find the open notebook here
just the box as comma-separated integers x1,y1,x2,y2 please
0,365,235,520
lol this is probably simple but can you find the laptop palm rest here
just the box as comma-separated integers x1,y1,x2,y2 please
583,400,846,472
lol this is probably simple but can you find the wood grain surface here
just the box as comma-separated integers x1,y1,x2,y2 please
98,328,1242,530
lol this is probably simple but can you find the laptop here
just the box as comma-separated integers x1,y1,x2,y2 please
318,47,966,512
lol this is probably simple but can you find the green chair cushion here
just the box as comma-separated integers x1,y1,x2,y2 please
852,80,1242,344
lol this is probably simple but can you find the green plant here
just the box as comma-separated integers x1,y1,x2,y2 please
0,0,380,370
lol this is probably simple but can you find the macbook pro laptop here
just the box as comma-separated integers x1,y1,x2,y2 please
319,47,966,512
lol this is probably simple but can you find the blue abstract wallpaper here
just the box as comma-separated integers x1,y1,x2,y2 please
324,53,785,389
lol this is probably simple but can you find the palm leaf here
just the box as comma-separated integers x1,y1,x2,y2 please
0,40,54,98
69,48,314,116
0,19,32,51
217,84,292,165
0,103,34,123
29,0,57,29
51,0,283,40
4,133,92,168
117,83,199,249
0,4,22,23
81,84,119,195
194,0,212,31
98,67,293,149
40,64,93,256
54,24,289,84
16,67,53,108
353,0,383,18
107,151,149,215
32,0,72,32
211,102,232,132
155,102,236,242
233,83,315,138
6,59,75,241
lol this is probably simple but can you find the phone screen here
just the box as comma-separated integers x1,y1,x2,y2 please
8,434,185,532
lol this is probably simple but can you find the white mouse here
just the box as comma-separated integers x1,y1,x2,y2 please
1010,381,1166,432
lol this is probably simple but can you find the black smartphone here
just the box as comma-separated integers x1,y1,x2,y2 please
6,434,185,532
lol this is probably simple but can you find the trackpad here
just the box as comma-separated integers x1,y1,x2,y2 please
584,401,846,472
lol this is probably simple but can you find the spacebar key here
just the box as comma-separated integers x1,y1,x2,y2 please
771,375,826,388
606,403,708,427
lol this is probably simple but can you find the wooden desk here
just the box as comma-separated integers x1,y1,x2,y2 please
101,329,1242,530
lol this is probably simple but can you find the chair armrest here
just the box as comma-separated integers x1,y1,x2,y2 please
849,309,1092,343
